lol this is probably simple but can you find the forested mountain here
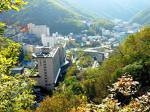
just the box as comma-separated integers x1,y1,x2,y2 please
66,0,150,20
131,8,150,25
1,0,149,34
0,0,94,34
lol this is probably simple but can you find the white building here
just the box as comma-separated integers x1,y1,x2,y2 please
27,23,50,38
41,34,56,47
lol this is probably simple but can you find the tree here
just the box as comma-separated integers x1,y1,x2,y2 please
0,37,21,74
0,0,27,36
0,0,27,13
36,94,86,112
73,75,149,112
0,36,35,111
0,74,35,112
0,1,35,111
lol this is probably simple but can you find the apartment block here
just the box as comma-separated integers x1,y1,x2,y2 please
27,23,50,38
41,34,56,47
32,46,65,90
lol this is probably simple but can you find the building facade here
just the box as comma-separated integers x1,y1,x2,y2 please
27,23,50,38
41,34,56,47
32,46,65,90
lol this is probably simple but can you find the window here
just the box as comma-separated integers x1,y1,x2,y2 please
39,60,42,66
43,60,46,64
44,66,47,69
47,42,50,47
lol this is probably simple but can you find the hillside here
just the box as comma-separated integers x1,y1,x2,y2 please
0,0,94,35
131,8,150,25
65,0,150,20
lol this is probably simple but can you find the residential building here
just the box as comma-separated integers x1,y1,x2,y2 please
27,23,50,38
41,34,56,47
32,46,65,90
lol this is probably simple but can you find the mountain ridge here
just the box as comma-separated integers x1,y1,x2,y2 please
131,8,150,25
65,0,150,20
0,0,93,34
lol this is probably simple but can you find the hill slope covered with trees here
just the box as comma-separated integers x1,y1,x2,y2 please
0,0,94,34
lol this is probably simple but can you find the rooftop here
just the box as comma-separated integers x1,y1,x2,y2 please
32,47,59,58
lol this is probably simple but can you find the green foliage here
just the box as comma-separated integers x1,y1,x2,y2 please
74,75,149,112
66,65,78,79
24,54,31,61
0,1,35,111
36,95,71,112
1,0,88,34
0,22,6,36
0,0,27,13
86,18,114,35
75,50,94,68
116,27,150,86
1,0,115,35
0,37,21,74
78,56,93,68
36,94,86,112
0,36,35,112
93,19,114,30
0,74,35,112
